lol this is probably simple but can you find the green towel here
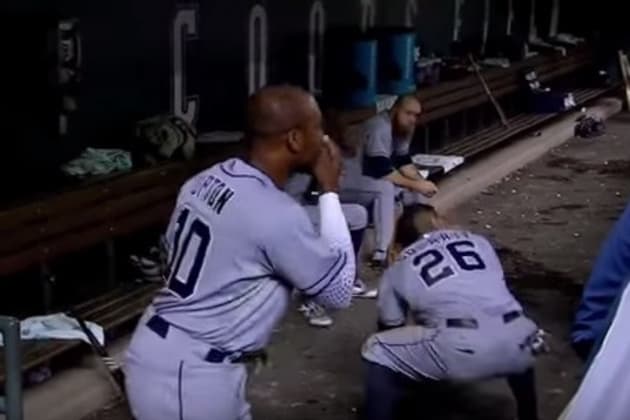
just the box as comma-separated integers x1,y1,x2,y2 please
62,148,132,178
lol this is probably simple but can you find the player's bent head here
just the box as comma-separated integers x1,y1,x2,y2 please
391,94,422,136
395,204,442,248
245,85,325,172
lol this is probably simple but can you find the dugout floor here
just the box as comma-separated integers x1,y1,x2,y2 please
81,114,630,420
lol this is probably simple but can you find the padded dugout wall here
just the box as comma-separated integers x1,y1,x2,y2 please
0,0,611,159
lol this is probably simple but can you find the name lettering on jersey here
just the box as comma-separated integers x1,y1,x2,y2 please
193,175,235,215
400,230,471,261
426,231,471,247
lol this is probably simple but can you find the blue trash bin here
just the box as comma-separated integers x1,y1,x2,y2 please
323,29,377,109
373,28,417,95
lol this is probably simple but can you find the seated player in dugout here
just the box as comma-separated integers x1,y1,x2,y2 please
328,111,399,269
571,199,630,362
360,204,547,420
284,172,376,328
359,95,438,207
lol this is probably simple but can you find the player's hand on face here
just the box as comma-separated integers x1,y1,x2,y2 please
411,179,438,197
313,135,343,193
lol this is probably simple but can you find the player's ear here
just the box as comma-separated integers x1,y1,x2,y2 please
286,128,304,154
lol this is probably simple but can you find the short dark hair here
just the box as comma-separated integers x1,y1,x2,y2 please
394,203,438,248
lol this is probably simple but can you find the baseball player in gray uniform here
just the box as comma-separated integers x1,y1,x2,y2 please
285,173,375,327
124,86,356,420
361,95,437,207
337,129,398,268
361,204,545,420
340,95,438,267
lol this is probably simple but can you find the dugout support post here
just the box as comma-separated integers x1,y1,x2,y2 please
0,316,23,420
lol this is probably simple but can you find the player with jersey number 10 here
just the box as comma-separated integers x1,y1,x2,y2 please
360,204,547,420
123,85,356,420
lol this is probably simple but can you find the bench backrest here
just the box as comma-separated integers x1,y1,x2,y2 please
332,47,593,128
0,145,241,277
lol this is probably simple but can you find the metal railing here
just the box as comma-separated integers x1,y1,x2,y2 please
0,317,23,420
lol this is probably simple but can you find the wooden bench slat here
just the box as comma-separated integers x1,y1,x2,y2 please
420,54,581,111
95,289,158,330
0,163,184,231
5,341,76,376
0,201,174,277
438,87,614,159
78,284,160,322
72,284,145,314
335,47,592,127
0,146,239,232
438,113,536,155
0,283,159,383
0,182,180,255
441,114,550,157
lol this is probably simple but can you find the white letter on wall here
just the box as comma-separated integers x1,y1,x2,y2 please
248,4,268,95
360,0,376,32
528,0,538,42
481,0,490,55
452,0,466,42
549,0,560,38
405,0,418,27
172,7,199,125
507,0,514,36
308,1,326,94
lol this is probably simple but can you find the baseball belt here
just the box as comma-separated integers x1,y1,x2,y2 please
146,315,268,365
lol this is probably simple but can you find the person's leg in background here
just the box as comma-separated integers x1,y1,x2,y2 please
341,204,377,298
339,175,397,268
298,203,370,327
506,368,539,420
362,360,416,420
397,187,431,207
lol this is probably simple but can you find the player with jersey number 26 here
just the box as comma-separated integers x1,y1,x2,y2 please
124,85,356,420
361,204,547,420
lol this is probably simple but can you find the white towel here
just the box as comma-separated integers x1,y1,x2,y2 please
0,313,105,347
412,154,465,175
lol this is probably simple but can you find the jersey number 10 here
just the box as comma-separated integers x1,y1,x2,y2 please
412,240,486,287
165,208,212,299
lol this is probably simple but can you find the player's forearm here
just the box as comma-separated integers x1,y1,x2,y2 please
384,170,417,189
399,163,422,180
316,192,356,309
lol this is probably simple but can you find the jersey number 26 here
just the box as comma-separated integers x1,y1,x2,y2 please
412,240,486,287
165,208,212,299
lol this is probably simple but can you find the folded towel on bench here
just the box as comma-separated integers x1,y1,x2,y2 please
62,148,132,178
412,154,465,179
0,313,104,347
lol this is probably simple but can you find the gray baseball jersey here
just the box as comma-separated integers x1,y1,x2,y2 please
339,124,397,259
125,158,355,420
284,173,368,232
361,113,413,178
362,229,538,381
361,113,430,206
151,158,353,351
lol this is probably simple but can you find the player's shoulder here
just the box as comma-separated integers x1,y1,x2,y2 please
397,229,493,258
178,157,298,213
360,113,390,135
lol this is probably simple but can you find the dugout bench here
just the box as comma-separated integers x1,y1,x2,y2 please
0,144,240,399
332,46,618,166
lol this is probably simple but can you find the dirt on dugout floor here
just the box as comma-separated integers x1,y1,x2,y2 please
82,114,630,420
